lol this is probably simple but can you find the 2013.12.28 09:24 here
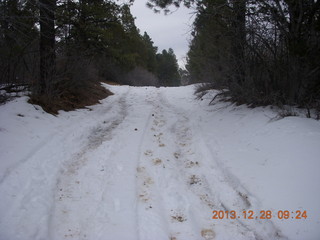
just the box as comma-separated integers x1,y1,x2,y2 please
212,210,307,220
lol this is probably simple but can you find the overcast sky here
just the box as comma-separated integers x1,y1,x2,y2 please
130,2,194,68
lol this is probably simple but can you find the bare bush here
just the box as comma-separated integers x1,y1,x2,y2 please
0,93,10,105
278,107,298,119
194,83,215,99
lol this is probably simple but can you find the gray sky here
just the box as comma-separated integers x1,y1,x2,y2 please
130,1,194,68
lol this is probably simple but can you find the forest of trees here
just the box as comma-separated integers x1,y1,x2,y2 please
148,0,320,112
1,0,319,113
0,0,180,112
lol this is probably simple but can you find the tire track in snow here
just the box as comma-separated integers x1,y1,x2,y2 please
193,124,287,240
136,89,203,240
157,91,223,240
159,89,287,240
0,98,123,240
50,87,163,240
0,131,56,185
135,89,171,240
49,88,133,240
0,85,289,240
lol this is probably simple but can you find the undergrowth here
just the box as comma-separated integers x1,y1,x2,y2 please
195,83,320,120
29,81,113,115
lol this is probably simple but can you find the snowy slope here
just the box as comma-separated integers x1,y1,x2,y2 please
0,84,319,240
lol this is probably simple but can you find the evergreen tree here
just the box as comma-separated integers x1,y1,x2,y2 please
0,0,38,84
1,0,188,111
156,48,180,86
141,32,158,73
231,0,246,85
186,0,231,85
39,0,56,94
148,0,320,109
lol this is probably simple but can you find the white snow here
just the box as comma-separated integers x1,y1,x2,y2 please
0,84,319,240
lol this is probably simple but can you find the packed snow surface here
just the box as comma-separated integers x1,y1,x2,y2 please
0,84,319,240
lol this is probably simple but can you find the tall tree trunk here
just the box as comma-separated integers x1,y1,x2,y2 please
39,0,56,94
232,0,246,85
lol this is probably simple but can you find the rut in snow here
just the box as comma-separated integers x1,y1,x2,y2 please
135,89,285,240
0,85,290,240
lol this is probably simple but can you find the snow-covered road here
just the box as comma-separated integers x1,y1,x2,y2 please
1,84,320,240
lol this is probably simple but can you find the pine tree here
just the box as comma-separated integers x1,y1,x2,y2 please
156,48,180,86
186,0,231,85
141,32,158,73
39,0,56,94
0,0,38,84
149,0,320,107
230,0,246,85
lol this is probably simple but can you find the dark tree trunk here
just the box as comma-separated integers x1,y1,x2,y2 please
232,0,246,85
39,0,56,94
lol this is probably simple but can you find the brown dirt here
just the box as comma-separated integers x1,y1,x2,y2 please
102,80,122,86
29,82,113,115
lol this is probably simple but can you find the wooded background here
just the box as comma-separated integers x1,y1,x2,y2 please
1,0,319,114
0,0,180,112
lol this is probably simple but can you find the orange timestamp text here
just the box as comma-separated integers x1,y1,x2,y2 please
212,210,307,220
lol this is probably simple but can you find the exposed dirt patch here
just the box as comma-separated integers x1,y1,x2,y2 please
185,161,199,168
201,229,216,240
238,192,251,208
189,175,202,185
171,212,187,223
29,82,113,115
173,152,180,159
139,193,149,203
199,194,215,208
152,158,162,165
102,80,121,85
